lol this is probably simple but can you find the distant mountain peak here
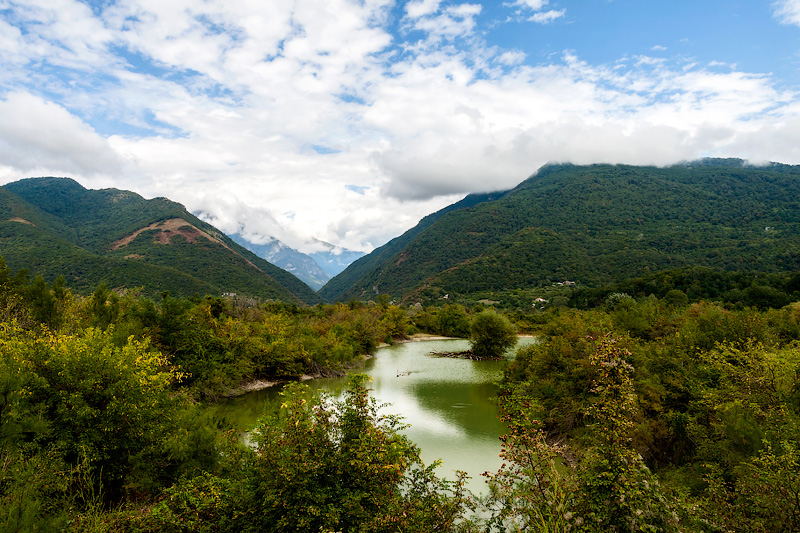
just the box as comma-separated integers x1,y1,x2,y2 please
228,234,366,291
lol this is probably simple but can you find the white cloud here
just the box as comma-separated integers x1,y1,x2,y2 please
367,54,797,200
496,50,527,66
506,0,549,10
404,2,483,42
1,0,800,255
773,0,800,25
528,9,565,23
406,0,442,19
0,92,123,180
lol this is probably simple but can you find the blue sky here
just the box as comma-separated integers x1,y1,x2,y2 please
2,0,800,252
488,2,800,82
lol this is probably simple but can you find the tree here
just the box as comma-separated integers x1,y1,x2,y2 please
573,335,680,532
87,283,119,330
437,304,471,338
240,375,474,532
483,386,575,532
380,304,409,340
484,335,685,532
470,310,517,359
0,322,204,502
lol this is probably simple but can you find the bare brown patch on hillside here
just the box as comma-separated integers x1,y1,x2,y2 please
8,217,35,226
112,218,224,250
111,218,262,272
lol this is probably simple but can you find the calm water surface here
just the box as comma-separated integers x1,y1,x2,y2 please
216,338,537,494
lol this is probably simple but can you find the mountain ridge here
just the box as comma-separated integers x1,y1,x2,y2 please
322,160,800,304
318,189,507,302
0,177,321,304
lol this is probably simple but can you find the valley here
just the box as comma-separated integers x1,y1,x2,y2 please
2,159,800,532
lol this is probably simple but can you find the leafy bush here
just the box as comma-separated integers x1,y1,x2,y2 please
470,310,517,359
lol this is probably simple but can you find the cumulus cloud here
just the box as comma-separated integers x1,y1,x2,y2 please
773,0,800,25
496,50,527,66
0,92,123,180
369,55,795,200
406,0,442,19
503,0,564,22
505,0,549,10
0,0,799,254
404,2,483,43
529,9,565,23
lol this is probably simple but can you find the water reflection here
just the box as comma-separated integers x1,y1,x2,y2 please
216,337,536,494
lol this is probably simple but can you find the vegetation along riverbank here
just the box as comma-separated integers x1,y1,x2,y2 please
2,256,800,531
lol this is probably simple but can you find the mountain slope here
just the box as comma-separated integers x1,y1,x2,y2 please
306,240,365,278
229,234,331,291
323,160,800,303
318,190,506,302
1,178,321,304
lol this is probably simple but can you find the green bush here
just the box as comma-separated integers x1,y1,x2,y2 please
470,310,517,359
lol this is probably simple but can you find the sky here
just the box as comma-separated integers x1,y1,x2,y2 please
3,0,800,254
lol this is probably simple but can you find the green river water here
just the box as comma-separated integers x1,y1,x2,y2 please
215,337,537,494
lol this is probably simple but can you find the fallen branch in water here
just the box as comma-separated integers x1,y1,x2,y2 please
428,350,504,361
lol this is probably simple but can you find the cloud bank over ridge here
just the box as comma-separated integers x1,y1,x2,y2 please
1,0,800,252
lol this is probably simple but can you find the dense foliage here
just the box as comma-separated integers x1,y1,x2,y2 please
1,256,481,530
492,298,800,531
4,249,800,531
126,377,475,533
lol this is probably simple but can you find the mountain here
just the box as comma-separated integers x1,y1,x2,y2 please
229,234,331,291
318,190,508,302
321,160,800,304
0,178,321,304
228,235,365,291
306,240,365,278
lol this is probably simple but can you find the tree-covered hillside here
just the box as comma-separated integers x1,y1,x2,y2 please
0,178,320,304
319,189,506,302
324,160,800,304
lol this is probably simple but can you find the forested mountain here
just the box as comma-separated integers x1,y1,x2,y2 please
319,189,506,302
0,177,321,304
322,159,800,304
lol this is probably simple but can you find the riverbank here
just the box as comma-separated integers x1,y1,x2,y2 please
378,333,460,348
227,335,458,396
226,333,536,396
225,353,377,397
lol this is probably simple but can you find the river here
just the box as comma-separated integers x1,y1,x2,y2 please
215,337,537,495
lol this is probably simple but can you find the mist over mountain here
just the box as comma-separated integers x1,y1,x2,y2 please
306,240,366,278
227,234,328,291
322,159,800,304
